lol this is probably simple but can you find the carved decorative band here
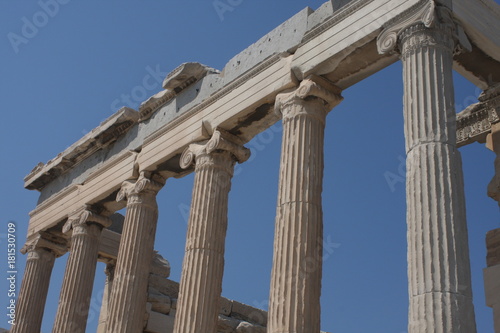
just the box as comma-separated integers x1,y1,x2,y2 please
21,232,67,257
26,247,56,263
63,206,112,234
116,171,165,204
377,0,436,54
377,0,471,56
399,23,455,58
143,54,282,147
275,75,342,121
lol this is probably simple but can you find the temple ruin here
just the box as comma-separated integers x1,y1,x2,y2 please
11,0,500,332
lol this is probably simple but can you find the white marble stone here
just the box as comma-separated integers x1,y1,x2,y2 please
105,172,164,333
268,76,341,333
173,130,249,333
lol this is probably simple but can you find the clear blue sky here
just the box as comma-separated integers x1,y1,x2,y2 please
1,1,499,332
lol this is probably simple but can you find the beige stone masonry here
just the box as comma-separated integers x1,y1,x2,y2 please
105,172,164,333
13,1,500,332
173,130,250,333
145,275,268,333
379,2,477,332
52,207,112,333
11,233,66,333
268,76,342,333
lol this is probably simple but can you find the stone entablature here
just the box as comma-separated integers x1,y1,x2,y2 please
13,1,500,333
23,0,500,239
457,84,500,148
24,107,139,191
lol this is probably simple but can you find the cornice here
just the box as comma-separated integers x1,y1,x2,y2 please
456,86,500,147
25,107,139,191
301,0,374,45
143,54,284,147
139,63,220,122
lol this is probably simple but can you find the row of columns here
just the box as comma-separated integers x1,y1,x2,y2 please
12,1,485,332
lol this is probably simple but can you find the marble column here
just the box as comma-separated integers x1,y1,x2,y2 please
485,93,500,331
11,233,66,333
173,129,250,333
52,207,111,333
378,2,476,332
268,76,342,333
484,229,500,332
97,263,115,333
105,171,164,333
487,122,500,204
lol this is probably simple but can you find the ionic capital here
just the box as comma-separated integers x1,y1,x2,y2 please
63,206,112,234
377,0,471,56
105,262,116,279
21,231,67,258
116,171,165,204
180,129,250,170
275,75,342,121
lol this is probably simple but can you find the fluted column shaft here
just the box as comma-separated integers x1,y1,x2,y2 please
268,76,342,333
11,234,66,333
97,263,115,333
53,208,111,333
487,123,500,204
105,172,164,333
173,130,249,333
398,7,476,333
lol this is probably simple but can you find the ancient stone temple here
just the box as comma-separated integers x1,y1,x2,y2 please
12,0,500,332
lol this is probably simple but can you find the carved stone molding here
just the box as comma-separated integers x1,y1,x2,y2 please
377,0,471,56
21,231,67,258
106,168,166,333
116,171,165,206
457,84,500,147
180,129,250,171
63,206,112,235
25,107,139,191
378,0,436,54
275,75,342,122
